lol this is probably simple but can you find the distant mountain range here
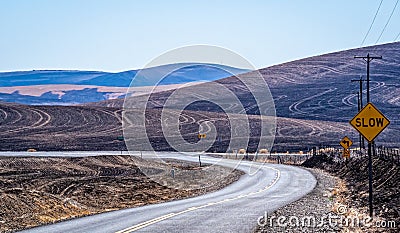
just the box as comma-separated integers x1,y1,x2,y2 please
0,63,248,105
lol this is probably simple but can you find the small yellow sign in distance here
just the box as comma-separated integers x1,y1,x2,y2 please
349,102,390,142
343,148,350,158
340,136,353,149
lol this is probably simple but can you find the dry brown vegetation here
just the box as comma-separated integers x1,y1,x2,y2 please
303,154,399,232
0,155,243,232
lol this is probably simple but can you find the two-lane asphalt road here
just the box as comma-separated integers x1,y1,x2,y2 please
15,152,316,233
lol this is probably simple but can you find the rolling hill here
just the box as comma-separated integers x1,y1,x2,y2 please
0,64,247,87
112,42,399,148
1,42,399,151
0,64,248,105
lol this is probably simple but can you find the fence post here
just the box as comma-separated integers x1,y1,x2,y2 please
368,145,400,164
386,148,389,160
198,155,201,167
378,147,381,159
392,149,395,163
397,150,399,164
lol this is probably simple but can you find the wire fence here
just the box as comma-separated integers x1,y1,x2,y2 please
310,144,400,165
375,145,400,165
222,150,311,165
219,144,399,166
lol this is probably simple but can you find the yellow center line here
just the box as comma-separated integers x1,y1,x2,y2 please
116,166,281,233
115,213,177,233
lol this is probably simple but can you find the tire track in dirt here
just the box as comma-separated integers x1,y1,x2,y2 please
288,88,337,117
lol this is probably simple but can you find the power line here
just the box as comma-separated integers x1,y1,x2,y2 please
375,0,400,44
395,31,400,41
361,0,384,47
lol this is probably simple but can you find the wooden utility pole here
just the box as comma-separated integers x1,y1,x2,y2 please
354,53,382,218
354,91,362,151
351,77,365,149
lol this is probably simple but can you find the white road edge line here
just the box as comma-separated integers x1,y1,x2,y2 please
115,166,281,233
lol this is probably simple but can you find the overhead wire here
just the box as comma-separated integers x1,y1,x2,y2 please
360,0,384,47
395,31,400,41
375,0,399,44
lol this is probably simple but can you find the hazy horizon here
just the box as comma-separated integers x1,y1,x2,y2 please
1,1,400,72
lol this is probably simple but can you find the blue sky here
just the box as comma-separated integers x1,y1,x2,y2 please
0,0,399,72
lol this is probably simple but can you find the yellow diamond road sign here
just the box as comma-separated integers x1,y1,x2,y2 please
350,102,390,142
340,136,353,149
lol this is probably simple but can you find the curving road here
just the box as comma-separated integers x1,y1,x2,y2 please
16,152,316,233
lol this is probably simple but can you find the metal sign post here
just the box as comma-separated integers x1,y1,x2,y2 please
343,148,350,158
350,102,390,218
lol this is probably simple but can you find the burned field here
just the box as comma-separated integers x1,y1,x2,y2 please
1,42,399,152
0,102,361,152
0,155,243,232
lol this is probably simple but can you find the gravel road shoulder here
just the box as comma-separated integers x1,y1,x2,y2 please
255,168,341,232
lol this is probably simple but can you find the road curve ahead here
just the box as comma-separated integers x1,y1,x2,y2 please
18,153,316,233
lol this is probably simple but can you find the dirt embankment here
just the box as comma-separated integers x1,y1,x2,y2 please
0,155,243,233
302,154,399,231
